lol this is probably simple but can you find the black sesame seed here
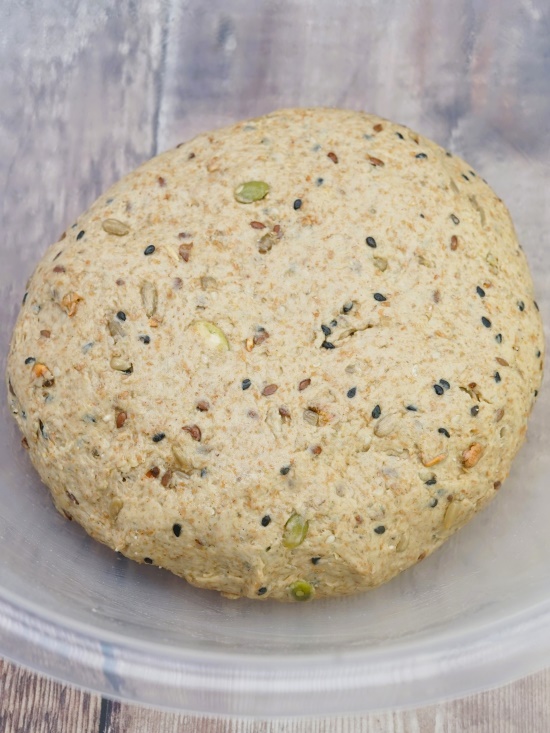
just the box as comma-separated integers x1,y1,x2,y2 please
469,170,476,177
439,379,450,390
374,525,386,535
461,174,470,181
311,556,321,565
22,292,28,304
293,198,302,210
450,214,460,225
372,404,381,419
396,132,405,140
373,292,386,302
24,357,35,364
76,230,85,240
316,177,324,186
257,587,268,595
415,153,428,159
495,333,503,344
429,498,439,508
261,515,271,527
330,319,338,328
471,405,480,417
144,244,155,255
406,405,418,411
535,390,539,397
518,300,525,312
347,387,357,398
321,324,332,336
536,350,541,358
494,371,501,383
242,378,252,390
476,286,485,298
144,557,153,564
172,523,182,537
446,151,453,157
366,236,377,248
123,366,133,375
321,340,335,349
280,466,291,475
425,478,437,486
152,432,165,443
342,301,354,314
116,310,126,321
481,316,492,328
534,300,540,311
139,335,151,344
419,213,425,219
434,384,444,395
438,427,451,438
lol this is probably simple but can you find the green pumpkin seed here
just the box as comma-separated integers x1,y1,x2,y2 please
283,512,309,549
290,580,314,602
234,181,270,204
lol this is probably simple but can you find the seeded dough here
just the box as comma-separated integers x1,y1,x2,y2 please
7,108,544,601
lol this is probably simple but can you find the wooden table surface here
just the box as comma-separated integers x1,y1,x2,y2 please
1,658,550,732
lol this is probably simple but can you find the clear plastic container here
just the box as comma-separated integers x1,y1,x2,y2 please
1,0,549,717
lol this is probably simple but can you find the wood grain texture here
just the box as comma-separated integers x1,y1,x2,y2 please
2,658,550,733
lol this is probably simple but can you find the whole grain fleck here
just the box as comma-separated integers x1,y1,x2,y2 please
327,151,338,164
450,235,458,251
298,378,311,391
116,411,127,429
262,384,278,397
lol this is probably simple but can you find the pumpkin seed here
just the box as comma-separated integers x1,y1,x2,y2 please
303,409,319,427
289,580,314,602
283,512,309,549
102,218,130,236
190,320,229,351
234,181,270,204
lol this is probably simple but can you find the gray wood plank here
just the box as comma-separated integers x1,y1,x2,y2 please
0,658,100,733
2,657,550,733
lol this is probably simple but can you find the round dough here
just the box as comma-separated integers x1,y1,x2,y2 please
7,108,544,601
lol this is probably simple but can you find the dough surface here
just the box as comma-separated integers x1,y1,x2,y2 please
7,108,544,601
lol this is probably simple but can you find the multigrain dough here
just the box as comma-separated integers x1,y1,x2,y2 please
7,108,544,601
